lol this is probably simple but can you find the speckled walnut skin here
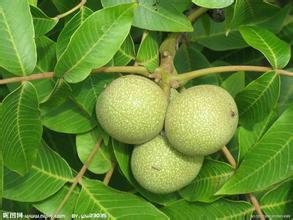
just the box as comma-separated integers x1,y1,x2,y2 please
165,85,238,156
96,75,168,145
131,135,204,194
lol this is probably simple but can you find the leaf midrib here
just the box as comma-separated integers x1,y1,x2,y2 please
61,6,133,78
240,73,277,116
249,27,278,67
32,165,73,182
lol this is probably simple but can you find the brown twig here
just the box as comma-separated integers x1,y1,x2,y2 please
103,163,116,185
248,193,266,220
221,146,237,169
0,65,291,86
53,0,87,20
51,138,102,220
172,66,293,84
0,72,54,85
221,146,266,220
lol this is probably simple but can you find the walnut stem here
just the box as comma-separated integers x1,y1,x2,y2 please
51,138,102,220
53,0,87,20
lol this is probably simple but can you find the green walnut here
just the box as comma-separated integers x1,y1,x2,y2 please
96,75,168,144
131,135,204,194
165,85,238,156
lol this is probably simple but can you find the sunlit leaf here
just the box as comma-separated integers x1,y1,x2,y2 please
76,127,113,174
0,0,37,75
113,35,135,66
30,6,58,37
34,185,80,220
136,32,159,72
76,178,169,219
55,4,135,83
238,110,277,161
235,71,280,126
179,159,234,202
239,26,291,68
56,7,93,58
3,141,73,202
260,180,293,217
1,82,42,175
102,0,193,32
192,0,234,9
162,199,253,219
221,71,245,97
217,106,293,195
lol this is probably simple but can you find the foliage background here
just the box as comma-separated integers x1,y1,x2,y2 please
0,0,292,219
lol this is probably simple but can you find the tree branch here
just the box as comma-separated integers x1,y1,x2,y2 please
103,163,116,185
221,146,237,169
51,138,102,220
187,7,208,22
0,66,150,85
0,72,54,85
53,0,87,20
221,146,266,220
172,65,293,85
248,193,266,220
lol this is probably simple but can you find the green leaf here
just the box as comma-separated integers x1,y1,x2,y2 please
71,74,115,115
76,178,169,219
136,32,159,72
221,71,245,97
0,0,37,75
279,75,293,113
76,127,113,174
41,98,96,134
162,199,253,219
238,110,277,162
189,15,247,51
113,35,136,66
235,71,280,126
102,0,193,32
179,159,234,203
225,0,278,29
56,7,93,58
175,44,210,73
3,141,73,202
217,106,293,195
192,0,234,9
260,180,293,217
32,37,56,102
55,4,135,83
1,82,42,175
239,26,291,69
34,185,80,220
113,139,179,205
30,6,58,37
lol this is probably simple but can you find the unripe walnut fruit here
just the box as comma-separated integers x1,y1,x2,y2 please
131,135,203,194
165,85,238,156
96,75,168,144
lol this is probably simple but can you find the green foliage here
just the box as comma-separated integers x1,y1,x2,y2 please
0,0,36,75
1,82,42,175
218,106,293,195
0,1,292,218
239,26,291,68
55,4,135,83
162,199,253,219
